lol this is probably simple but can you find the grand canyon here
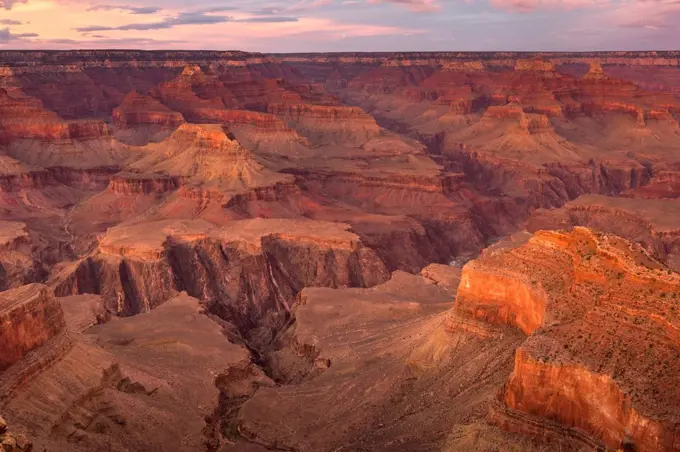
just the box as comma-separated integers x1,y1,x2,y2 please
1,50,680,452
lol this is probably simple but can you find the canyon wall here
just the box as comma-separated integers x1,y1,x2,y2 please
0,284,66,371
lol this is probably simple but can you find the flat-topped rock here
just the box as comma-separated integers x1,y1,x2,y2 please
98,218,362,260
56,218,389,330
514,59,555,72
129,123,293,191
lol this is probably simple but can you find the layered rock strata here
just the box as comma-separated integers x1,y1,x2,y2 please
0,284,66,371
456,227,680,451
53,218,389,340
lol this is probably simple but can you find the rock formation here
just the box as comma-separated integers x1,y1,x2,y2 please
112,91,185,129
458,227,680,451
53,218,389,344
0,416,33,452
1,50,680,452
0,284,66,371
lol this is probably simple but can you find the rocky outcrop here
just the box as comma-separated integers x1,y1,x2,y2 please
267,103,381,143
582,60,606,79
53,219,389,341
0,221,44,291
107,172,180,195
0,284,66,371
0,416,33,452
455,263,547,334
0,88,109,144
112,91,185,128
459,228,680,451
128,123,294,194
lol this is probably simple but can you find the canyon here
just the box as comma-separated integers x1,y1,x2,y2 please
1,50,680,452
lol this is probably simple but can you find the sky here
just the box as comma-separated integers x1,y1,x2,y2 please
1,0,679,52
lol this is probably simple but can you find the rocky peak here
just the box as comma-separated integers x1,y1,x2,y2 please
583,59,607,79
181,64,203,77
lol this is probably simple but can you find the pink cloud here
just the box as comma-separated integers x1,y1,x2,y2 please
609,0,680,29
490,0,606,12
0,0,27,9
367,0,440,12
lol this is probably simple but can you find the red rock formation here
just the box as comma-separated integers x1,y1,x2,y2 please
128,123,294,195
189,108,290,131
515,59,556,72
456,262,547,334
4,49,680,452
0,221,40,291
107,172,180,195
0,284,66,371
0,88,109,144
267,103,380,143
112,91,185,128
459,228,680,451
54,218,389,342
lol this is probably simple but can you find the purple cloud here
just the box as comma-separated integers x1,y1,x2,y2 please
87,4,162,14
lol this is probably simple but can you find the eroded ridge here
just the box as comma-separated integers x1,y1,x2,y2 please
457,227,680,451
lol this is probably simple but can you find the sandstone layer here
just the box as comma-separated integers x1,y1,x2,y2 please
0,284,65,371
457,227,680,451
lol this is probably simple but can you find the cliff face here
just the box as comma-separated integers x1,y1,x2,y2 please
268,103,381,144
456,265,547,334
458,227,680,451
53,219,389,342
0,88,110,144
112,91,186,128
526,195,680,270
0,284,66,371
503,345,673,452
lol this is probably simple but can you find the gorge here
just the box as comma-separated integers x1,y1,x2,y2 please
1,50,680,452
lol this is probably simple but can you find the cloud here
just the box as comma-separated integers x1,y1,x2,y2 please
87,4,161,14
75,10,232,32
75,7,299,33
489,0,606,12
0,26,37,41
237,16,299,22
0,0,26,9
0,18,22,24
367,0,440,12
608,0,680,29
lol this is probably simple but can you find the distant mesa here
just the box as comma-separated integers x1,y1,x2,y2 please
442,61,486,72
514,59,555,72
